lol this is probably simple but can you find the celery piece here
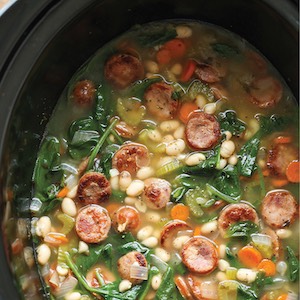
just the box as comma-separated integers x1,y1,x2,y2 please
57,213,75,235
156,159,183,177
184,187,205,217
226,267,237,280
218,280,238,300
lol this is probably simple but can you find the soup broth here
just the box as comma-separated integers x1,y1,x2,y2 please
31,21,299,300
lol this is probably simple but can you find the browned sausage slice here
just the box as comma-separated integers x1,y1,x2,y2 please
117,251,148,285
71,80,96,106
104,53,144,89
267,143,298,177
185,111,221,150
218,203,259,237
142,178,171,210
194,63,221,83
160,220,192,250
186,274,203,300
111,206,140,233
181,237,218,274
249,76,283,108
75,205,111,243
115,121,138,139
144,82,179,120
261,190,298,229
112,143,150,176
77,172,111,205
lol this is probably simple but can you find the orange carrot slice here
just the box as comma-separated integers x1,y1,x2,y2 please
179,102,198,123
237,246,263,268
286,160,300,183
170,204,190,221
257,259,276,276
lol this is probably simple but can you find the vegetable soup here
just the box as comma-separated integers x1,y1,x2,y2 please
31,21,299,300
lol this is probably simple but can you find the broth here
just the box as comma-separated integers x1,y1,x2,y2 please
31,21,299,300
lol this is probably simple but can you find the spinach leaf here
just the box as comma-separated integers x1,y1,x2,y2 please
118,241,150,257
68,116,98,139
211,43,239,58
218,110,246,136
155,267,176,300
33,136,63,202
237,283,257,300
171,186,187,203
225,246,241,268
98,144,120,177
225,221,259,241
134,23,177,47
286,246,299,282
139,266,160,300
127,76,162,99
251,271,275,296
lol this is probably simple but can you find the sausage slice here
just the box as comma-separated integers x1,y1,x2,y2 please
181,237,218,274
75,205,111,243
144,82,179,120
160,220,192,250
185,111,221,150
104,53,144,89
77,172,111,205
218,203,259,237
117,251,148,285
71,80,96,106
142,178,171,210
111,206,140,233
194,63,221,83
261,190,298,229
112,143,150,176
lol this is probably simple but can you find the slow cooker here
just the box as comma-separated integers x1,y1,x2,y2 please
0,0,298,299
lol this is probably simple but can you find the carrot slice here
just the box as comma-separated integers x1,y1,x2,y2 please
156,48,172,65
179,102,198,123
286,160,300,183
170,204,190,221
180,59,196,82
193,226,202,236
57,186,69,198
274,136,292,144
164,38,187,59
174,276,193,299
257,259,276,276
276,294,288,300
271,178,289,188
44,232,68,246
237,246,263,268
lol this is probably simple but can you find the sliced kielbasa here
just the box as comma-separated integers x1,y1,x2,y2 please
144,82,179,120
75,205,111,243
142,178,171,210
160,220,192,250
77,172,111,205
218,203,259,237
111,206,140,233
181,237,218,274
248,76,283,108
71,80,96,106
185,111,221,150
117,251,148,285
186,274,203,300
267,143,298,177
261,190,298,229
104,53,144,89
112,143,150,176
194,63,221,83
115,121,138,139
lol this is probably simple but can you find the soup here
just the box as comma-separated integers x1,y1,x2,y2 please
31,21,299,300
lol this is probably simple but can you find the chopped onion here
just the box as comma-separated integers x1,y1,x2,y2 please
61,163,78,175
169,252,182,267
201,281,218,299
54,275,78,299
71,130,99,145
130,264,148,280
30,197,43,213
287,292,298,300
251,233,272,247
263,276,287,291
150,254,169,273
49,270,60,288
40,263,50,277
65,174,78,190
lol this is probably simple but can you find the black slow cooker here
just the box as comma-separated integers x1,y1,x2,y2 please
0,0,298,299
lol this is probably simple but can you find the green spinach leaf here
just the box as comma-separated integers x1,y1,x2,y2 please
212,43,239,58
286,246,299,282
218,110,246,136
225,221,259,241
155,267,176,300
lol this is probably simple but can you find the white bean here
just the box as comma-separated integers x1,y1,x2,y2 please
216,272,227,282
216,158,227,170
78,241,89,254
148,129,162,142
196,94,207,108
176,25,192,38
145,211,161,223
119,279,132,292
166,139,186,156
203,103,217,115
126,180,145,197
142,236,158,248
162,134,174,143
109,168,119,177
170,63,182,76
173,235,190,250
124,196,137,205
160,120,180,133
220,140,236,158
276,261,287,276
135,199,147,213
201,220,218,235
173,125,185,140
110,175,119,191
66,185,78,199
136,167,155,180
228,154,238,166
62,197,77,217
145,60,159,73
65,292,81,300
23,247,34,268
155,247,171,262
185,153,206,166
218,259,230,271
56,265,69,276
119,171,132,192
36,216,51,238
137,226,154,241
236,268,257,283
37,243,51,265
151,274,162,290
218,244,226,259
276,228,292,239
